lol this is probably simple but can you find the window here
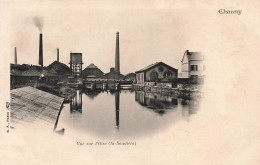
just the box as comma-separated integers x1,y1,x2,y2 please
164,71,172,78
158,66,164,72
191,75,198,78
203,65,206,71
190,65,198,71
150,71,158,81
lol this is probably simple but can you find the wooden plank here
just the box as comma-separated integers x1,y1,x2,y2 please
10,86,64,130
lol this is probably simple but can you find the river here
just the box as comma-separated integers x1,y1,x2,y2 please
56,89,200,138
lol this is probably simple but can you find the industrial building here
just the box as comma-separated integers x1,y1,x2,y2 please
82,63,104,79
69,52,83,77
47,61,70,76
124,73,136,82
10,64,58,89
104,67,124,80
135,62,178,84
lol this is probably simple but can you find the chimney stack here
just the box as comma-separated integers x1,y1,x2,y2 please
115,32,120,73
57,48,59,62
14,47,17,65
39,33,43,67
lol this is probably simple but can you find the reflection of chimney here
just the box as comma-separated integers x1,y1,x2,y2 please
57,48,59,62
39,33,43,67
115,32,120,73
115,91,120,127
14,47,17,65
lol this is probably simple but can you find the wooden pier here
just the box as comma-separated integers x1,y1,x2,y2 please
10,86,64,131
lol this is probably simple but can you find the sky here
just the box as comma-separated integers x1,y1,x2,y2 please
8,0,209,74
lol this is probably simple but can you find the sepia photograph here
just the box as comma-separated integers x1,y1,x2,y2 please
0,0,260,164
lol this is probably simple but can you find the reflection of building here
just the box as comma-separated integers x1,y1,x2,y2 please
135,91,177,113
115,91,120,128
70,53,83,77
179,98,199,120
179,50,205,78
135,62,178,84
82,90,101,99
70,90,82,113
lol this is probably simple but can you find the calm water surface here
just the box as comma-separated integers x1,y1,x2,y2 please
56,90,200,138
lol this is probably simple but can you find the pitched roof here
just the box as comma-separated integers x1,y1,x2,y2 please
86,63,98,69
47,61,70,69
136,62,160,73
135,62,177,73
124,72,135,77
181,50,203,63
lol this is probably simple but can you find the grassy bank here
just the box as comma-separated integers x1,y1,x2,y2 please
36,84,76,103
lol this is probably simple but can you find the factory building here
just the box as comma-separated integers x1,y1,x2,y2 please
69,52,83,77
82,63,104,79
135,62,178,84
47,61,70,76
104,67,124,80
124,73,136,82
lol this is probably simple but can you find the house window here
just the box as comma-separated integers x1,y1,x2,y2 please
190,65,198,71
203,65,206,71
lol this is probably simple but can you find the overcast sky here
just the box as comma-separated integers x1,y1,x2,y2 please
8,0,209,74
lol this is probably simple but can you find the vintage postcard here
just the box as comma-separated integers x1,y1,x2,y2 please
0,0,259,164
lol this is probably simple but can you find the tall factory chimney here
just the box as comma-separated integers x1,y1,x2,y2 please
14,47,17,65
39,33,43,67
115,32,120,73
57,48,59,62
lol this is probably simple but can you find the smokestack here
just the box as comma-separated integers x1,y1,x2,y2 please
70,52,72,75
39,33,43,67
115,32,120,73
57,48,59,62
14,47,17,65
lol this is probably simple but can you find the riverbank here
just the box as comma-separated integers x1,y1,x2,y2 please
36,84,76,103
133,83,203,99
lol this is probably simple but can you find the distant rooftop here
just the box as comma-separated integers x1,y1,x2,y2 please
86,63,98,69
135,62,177,73
182,50,203,62
135,62,161,73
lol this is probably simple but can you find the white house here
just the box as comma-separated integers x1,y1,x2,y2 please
179,50,205,78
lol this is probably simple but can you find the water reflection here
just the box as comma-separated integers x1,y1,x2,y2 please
115,91,120,129
179,98,200,120
70,90,82,113
82,90,102,99
135,91,178,115
57,89,200,138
